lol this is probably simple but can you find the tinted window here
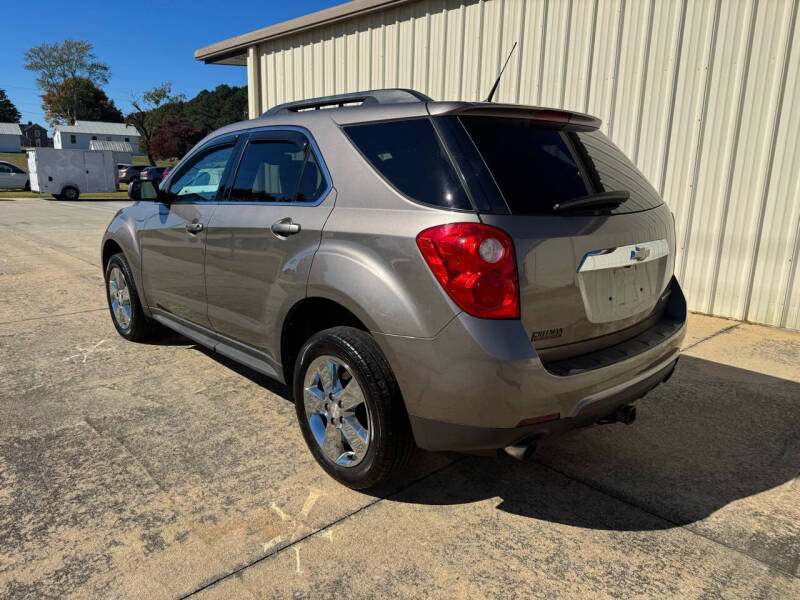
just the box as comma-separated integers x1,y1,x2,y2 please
344,118,471,210
230,139,320,203
169,144,233,202
572,130,662,212
296,150,326,203
0,164,11,174
460,116,662,215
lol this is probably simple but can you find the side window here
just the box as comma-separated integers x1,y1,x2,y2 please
0,164,11,174
169,144,234,202
343,118,471,210
296,149,326,203
230,138,321,203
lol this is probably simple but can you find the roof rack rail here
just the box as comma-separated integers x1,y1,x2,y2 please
262,88,431,116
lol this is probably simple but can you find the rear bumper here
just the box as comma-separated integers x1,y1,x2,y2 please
373,278,686,452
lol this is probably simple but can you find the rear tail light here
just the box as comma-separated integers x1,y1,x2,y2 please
416,223,519,319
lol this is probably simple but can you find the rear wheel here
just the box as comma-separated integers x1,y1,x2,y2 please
62,186,79,201
294,327,414,490
105,253,157,341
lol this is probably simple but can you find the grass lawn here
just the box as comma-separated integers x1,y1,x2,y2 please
0,152,29,170
0,189,131,199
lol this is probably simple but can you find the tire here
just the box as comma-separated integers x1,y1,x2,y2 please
62,186,79,201
24,180,30,191
104,252,157,341
294,326,414,490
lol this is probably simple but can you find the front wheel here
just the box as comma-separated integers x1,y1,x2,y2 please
294,327,414,490
104,252,157,341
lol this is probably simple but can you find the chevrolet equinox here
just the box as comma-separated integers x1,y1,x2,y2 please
102,89,686,489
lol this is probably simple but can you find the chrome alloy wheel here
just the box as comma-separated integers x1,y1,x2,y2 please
107,266,132,330
303,355,371,467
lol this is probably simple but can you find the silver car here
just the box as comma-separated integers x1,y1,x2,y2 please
102,89,686,489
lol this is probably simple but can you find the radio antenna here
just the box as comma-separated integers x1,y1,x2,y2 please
485,42,518,102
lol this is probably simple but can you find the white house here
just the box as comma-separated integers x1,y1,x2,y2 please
0,123,22,152
54,121,141,153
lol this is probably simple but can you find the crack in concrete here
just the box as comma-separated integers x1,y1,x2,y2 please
0,307,106,326
534,460,800,582
682,322,741,352
177,457,466,599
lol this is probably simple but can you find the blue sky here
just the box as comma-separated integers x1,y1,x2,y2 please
2,0,342,128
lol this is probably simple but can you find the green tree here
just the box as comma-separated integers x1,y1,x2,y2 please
0,89,22,123
24,39,110,125
181,84,248,134
42,77,123,126
126,83,185,165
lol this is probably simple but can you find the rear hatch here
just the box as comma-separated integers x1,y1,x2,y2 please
438,109,675,360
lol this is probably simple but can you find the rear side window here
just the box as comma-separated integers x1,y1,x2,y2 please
344,118,471,210
460,116,662,215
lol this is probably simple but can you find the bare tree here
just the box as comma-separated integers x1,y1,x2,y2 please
24,39,110,125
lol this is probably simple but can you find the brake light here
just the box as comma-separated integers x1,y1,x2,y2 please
416,223,519,319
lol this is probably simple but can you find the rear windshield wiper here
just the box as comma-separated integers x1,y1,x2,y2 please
552,190,630,213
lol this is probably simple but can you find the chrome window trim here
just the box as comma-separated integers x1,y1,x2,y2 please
577,239,669,272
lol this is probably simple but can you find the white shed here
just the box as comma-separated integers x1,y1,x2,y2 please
89,139,135,164
54,121,140,153
0,123,22,153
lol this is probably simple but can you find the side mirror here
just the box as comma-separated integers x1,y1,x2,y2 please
128,179,171,203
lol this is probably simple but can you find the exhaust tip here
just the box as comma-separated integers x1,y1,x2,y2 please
616,404,636,425
505,438,537,462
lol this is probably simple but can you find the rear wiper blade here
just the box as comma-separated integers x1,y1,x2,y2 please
552,190,630,212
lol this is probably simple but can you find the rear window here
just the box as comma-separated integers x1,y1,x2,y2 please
343,118,471,210
459,116,662,215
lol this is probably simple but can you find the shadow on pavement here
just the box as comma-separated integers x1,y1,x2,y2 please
385,356,799,536
191,342,798,536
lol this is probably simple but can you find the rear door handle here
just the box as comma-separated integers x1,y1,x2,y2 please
186,222,204,234
271,218,301,237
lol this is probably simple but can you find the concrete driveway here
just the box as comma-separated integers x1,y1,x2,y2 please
0,198,798,599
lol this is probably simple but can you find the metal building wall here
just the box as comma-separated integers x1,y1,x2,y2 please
247,0,800,329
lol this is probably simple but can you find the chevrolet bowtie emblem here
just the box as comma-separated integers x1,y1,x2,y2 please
631,246,651,261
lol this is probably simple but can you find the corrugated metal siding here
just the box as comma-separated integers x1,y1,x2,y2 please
249,0,800,329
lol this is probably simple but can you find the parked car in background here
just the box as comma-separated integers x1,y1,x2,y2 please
161,166,173,181
119,165,146,184
0,161,30,190
104,89,686,490
140,166,167,182
117,163,133,178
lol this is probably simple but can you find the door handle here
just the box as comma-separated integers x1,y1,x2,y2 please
186,222,204,234
271,218,301,237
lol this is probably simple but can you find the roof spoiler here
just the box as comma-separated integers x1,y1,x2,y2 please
263,88,432,116
432,103,602,131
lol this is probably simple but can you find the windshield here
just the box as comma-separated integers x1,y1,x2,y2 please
458,116,663,215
